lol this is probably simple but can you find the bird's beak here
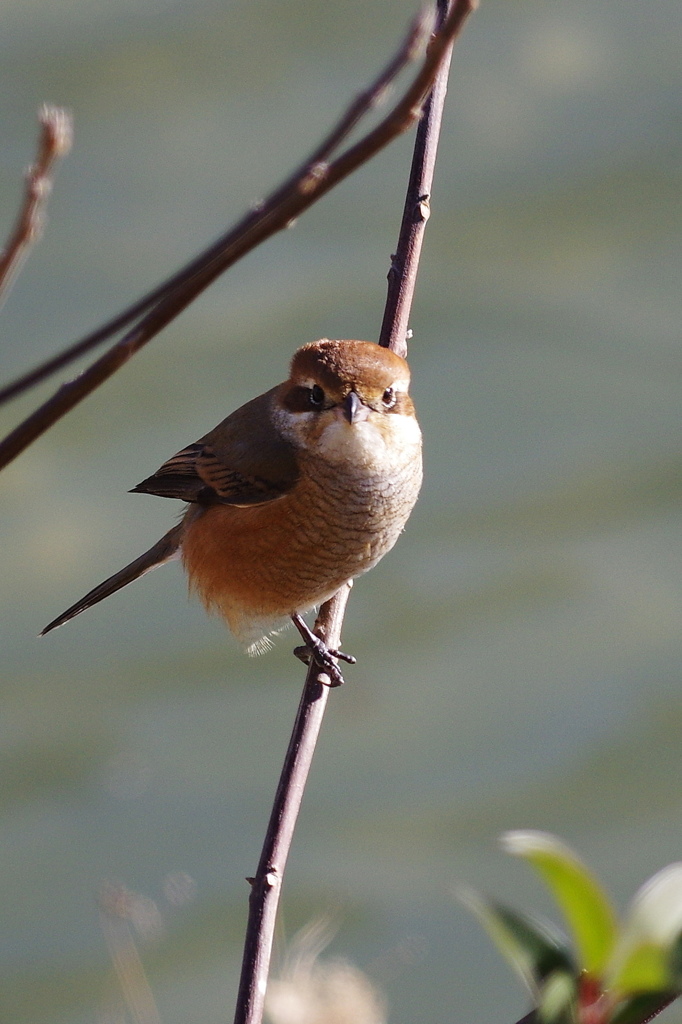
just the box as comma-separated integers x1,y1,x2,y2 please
341,391,371,424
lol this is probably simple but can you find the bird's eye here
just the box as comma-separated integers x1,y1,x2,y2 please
382,387,396,409
309,384,325,407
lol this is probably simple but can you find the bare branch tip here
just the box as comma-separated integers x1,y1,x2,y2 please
38,105,74,159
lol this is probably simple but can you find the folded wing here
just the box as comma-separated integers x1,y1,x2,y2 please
131,385,299,507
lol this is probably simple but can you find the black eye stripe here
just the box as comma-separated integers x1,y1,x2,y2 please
282,383,411,415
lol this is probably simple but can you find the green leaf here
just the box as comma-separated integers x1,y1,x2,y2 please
611,942,671,993
458,887,575,992
609,863,682,994
502,831,618,975
538,970,578,1024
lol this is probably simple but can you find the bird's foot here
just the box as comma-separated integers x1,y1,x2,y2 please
291,614,356,687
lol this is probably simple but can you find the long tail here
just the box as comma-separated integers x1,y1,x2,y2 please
41,524,183,635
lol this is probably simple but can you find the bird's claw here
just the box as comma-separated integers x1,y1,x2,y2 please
293,642,355,686
291,614,356,687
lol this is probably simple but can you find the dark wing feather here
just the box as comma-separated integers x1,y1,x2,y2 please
131,444,207,501
131,385,299,506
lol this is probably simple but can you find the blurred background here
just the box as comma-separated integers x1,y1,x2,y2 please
1,0,681,1021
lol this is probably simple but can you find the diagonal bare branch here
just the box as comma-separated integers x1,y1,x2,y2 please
0,11,431,410
0,0,477,473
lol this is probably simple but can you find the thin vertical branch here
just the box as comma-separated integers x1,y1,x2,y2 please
231,4,468,1023
0,106,72,306
379,0,455,357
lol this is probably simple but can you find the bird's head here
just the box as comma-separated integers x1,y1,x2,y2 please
273,339,421,466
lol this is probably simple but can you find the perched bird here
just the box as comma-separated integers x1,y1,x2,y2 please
42,339,423,681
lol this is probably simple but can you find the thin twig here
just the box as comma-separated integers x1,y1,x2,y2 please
0,0,477,471
0,105,72,307
305,6,435,167
231,3,464,1023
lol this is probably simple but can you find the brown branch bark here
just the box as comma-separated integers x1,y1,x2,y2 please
0,0,477,471
0,106,72,306
230,3,465,1023
378,17,455,356
233,585,351,1024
